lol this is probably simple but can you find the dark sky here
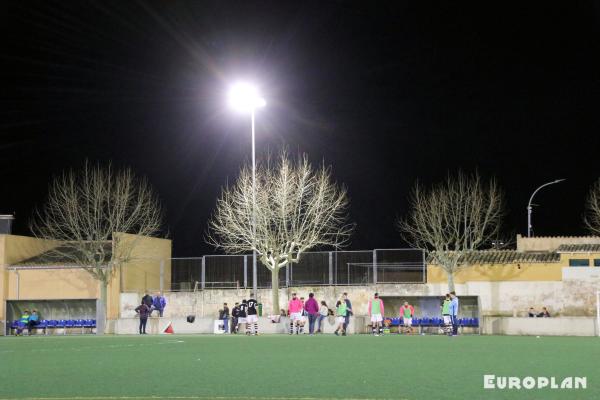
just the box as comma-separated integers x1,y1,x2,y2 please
2,1,600,256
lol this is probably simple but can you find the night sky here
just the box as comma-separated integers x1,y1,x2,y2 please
2,1,600,256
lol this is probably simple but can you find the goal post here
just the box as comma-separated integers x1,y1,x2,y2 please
597,290,600,337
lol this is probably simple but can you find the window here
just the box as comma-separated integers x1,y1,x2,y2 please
594,259,600,267
569,259,590,267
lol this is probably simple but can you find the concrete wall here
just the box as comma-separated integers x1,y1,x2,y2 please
481,316,597,336
125,273,598,323
111,316,365,335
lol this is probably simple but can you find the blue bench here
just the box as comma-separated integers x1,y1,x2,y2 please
379,316,479,334
9,319,96,335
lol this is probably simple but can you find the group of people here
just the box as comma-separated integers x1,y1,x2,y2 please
366,294,416,336
14,309,40,336
528,307,551,318
365,291,460,336
441,292,460,336
134,292,167,334
216,292,353,336
218,295,260,335
289,292,350,335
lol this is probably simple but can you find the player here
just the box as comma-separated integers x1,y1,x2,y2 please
298,296,307,334
231,302,240,334
334,299,347,336
441,294,452,335
399,300,415,335
237,299,248,334
246,295,259,335
288,293,303,334
367,292,385,336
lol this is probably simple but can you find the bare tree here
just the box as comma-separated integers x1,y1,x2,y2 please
398,171,505,292
31,162,163,334
207,152,352,314
584,178,600,235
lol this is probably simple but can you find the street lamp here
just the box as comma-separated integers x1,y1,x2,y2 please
228,82,266,295
527,179,566,237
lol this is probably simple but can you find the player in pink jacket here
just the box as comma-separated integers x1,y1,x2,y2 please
288,292,304,334
367,292,385,336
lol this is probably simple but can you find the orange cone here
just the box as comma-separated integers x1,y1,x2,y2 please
163,321,174,334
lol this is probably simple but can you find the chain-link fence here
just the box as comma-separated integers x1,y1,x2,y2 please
170,248,425,291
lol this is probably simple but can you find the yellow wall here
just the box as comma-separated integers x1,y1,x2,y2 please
117,233,172,294
559,253,600,266
0,234,171,322
0,235,58,320
427,262,564,283
6,269,99,300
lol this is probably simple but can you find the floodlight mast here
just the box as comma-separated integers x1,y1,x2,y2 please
526,179,566,237
228,82,266,295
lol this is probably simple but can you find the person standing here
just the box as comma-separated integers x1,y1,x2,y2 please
449,291,459,336
368,293,385,336
342,292,353,334
288,293,303,335
231,302,240,333
399,301,415,335
221,303,230,334
334,299,347,336
135,301,151,334
298,297,307,334
304,293,319,335
152,292,167,317
317,301,329,333
237,299,248,334
246,295,259,335
441,294,452,335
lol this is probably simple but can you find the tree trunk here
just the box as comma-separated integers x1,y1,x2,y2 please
446,270,455,293
271,267,280,315
96,281,108,335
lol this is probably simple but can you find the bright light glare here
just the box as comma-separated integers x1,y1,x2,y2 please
228,82,266,113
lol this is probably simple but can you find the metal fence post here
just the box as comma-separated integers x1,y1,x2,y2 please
372,249,378,284
244,255,248,289
328,251,333,285
159,259,164,292
252,253,257,295
201,256,206,290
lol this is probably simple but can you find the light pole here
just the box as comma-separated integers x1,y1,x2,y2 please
527,179,566,237
228,82,266,296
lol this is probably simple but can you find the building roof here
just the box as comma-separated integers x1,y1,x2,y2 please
556,244,600,253
428,250,560,265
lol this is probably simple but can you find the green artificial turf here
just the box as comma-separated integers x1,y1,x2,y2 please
0,334,598,400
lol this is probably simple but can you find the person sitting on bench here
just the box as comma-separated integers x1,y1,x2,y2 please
16,309,30,336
